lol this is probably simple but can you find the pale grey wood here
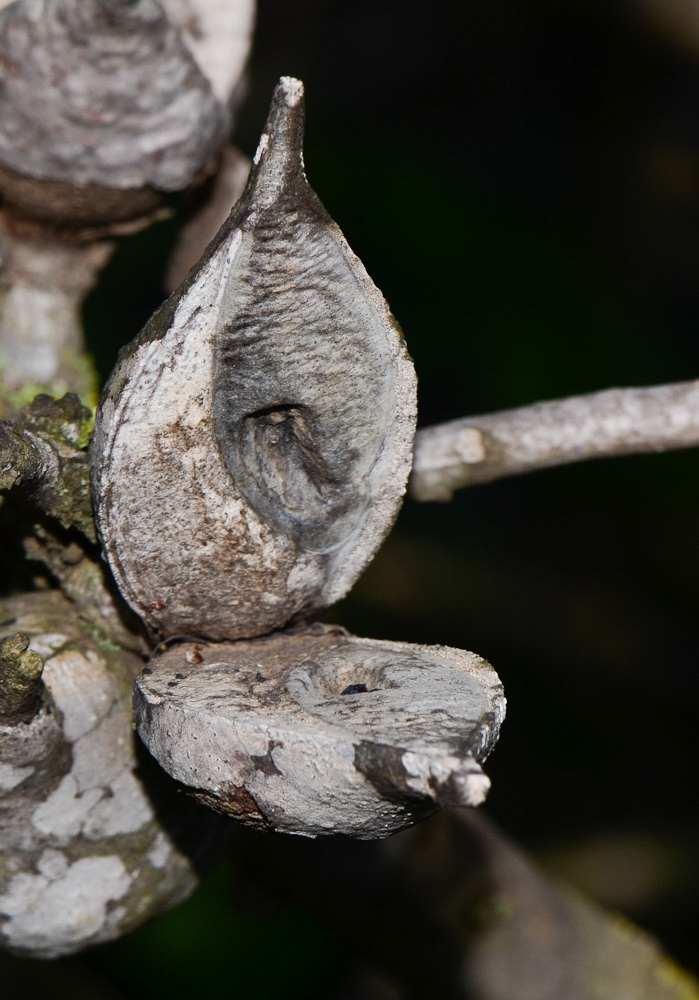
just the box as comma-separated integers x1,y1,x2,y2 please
160,0,256,107
0,0,225,194
0,0,256,109
411,380,699,501
0,591,229,959
93,77,417,642
165,145,251,293
134,626,505,838
0,221,113,404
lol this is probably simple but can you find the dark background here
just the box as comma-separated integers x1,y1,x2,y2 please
11,0,699,995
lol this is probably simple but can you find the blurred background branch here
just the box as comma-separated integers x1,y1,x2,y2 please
411,380,699,501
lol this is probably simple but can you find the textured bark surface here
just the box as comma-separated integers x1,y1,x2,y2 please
93,77,417,641
411,380,699,501
0,590,230,959
0,0,226,196
0,634,44,724
232,809,699,1000
0,393,95,538
0,221,110,408
0,0,256,109
134,625,504,838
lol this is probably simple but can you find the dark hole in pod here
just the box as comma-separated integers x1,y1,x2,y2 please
224,401,367,553
341,683,368,695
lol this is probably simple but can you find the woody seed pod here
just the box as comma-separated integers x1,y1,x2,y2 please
134,627,505,838
92,77,417,641
0,0,227,225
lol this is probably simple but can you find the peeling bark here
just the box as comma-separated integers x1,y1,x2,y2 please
411,380,699,501
0,590,230,959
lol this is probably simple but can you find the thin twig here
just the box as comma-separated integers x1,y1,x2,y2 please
410,379,699,501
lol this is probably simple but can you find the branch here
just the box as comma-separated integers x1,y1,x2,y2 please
0,633,44,724
0,394,94,540
0,589,230,959
411,379,699,501
161,0,256,109
0,0,253,408
232,808,699,1000
93,77,417,643
0,0,225,196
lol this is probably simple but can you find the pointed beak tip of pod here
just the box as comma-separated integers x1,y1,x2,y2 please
277,76,305,107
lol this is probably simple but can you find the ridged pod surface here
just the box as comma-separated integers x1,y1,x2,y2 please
92,77,417,641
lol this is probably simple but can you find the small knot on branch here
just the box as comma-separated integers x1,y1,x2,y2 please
0,632,44,723
0,421,46,492
0,393,95,539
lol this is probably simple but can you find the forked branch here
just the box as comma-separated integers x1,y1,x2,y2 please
411,379,699,501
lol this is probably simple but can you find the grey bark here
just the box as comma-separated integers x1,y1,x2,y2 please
0,224,112,410
159,0,256,108
0,634,44,723
93,77,417,641
0,0,253,407
411,380,699,501
134,625,505,838
0,394,95,539
0,590,230,959
0,0,226,195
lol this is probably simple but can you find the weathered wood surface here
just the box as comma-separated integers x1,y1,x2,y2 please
0,0,256,111
411,380,699,501
0,590,229,958
93,78,417,641
0,0,255,405
0,225,111,408
134,625,504,838
0,0,225,199
0,394,95,539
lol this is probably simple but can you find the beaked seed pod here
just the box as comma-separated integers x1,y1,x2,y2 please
92,77,417,641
